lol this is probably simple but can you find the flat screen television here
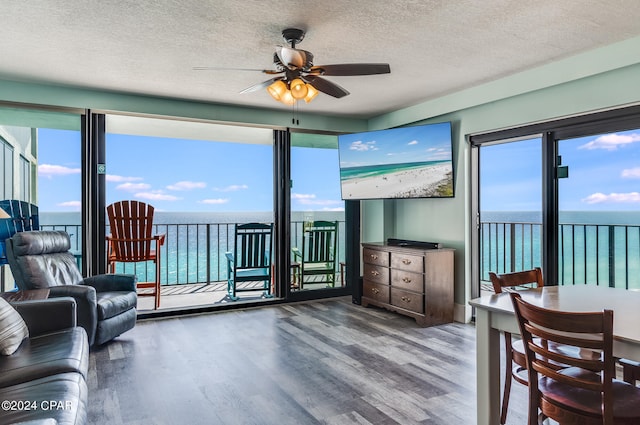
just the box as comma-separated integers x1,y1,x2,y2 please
338,122,454,200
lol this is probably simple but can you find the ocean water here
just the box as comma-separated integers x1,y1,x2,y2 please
39,210,346,286
481,210,640,289
40,210,640,289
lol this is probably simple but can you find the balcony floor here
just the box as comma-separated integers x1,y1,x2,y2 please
137,278,344,312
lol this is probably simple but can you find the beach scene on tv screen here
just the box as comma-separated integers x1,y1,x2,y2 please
338,122,454,199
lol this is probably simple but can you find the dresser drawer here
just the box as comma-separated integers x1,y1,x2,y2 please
391,269,424,292
363,281,390,303
390,288,424,314
390,252,424,273
363,263,389,285
363,248,389,267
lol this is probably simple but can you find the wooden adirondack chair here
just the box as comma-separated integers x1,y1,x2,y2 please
106,200,165,309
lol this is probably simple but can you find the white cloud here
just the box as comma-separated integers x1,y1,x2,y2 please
213,184,248,192
621,168,640,179
57,200,81,209
38,164,80,177
578,133,640,150
350,140,378,151
135,191,181,201
117,182,151,192
106,174,143,183
292,193,342,206
582,192,640,204
299,199,343,206
291,193,316,200
167,181,206,191
200,198,229,204
408,140,418,145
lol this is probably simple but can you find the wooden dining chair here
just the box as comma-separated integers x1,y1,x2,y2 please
619,358,640,385
106,200,165,309
510,291,640,425
489,267,545,424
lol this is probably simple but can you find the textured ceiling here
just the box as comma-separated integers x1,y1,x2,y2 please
2,0,640,119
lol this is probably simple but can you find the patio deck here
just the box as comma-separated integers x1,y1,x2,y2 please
136,276,344,312
136,281,273,312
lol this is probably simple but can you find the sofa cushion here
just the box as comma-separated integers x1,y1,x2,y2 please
0,297,29,355
96,291,137,320
0,372,87,425
0,327,88,388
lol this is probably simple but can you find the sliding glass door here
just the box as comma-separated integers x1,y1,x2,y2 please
478,136,543,292
472,105,640,297
290,135,345,293
0,105,82,291
557,128,640,288
105,115,274,310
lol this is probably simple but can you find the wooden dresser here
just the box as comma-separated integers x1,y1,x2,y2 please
361,242,454,326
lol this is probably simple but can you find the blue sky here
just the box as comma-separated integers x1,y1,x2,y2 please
37,129,343,212
338,122,452,168
36,126,640,213
481,129,640,211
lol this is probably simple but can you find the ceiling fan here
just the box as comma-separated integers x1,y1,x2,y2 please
194,28,390,104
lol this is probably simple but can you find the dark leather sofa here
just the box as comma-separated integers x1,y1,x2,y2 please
6,230,137,346
0,297,88,425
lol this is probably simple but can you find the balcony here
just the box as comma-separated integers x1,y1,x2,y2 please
481,219,640,290
39,220,346,311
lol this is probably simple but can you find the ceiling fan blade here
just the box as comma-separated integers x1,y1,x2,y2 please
304,76,350,98
239,77,282,94
309,63,390,76
193,66,262,71
193,67,283,75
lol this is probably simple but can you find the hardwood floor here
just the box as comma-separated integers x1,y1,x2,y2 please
88,297,529,424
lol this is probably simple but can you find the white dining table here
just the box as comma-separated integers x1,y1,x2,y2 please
469,285,640,425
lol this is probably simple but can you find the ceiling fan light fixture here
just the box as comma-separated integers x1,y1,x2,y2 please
303,84,319,103
267,80,287,101
279,89,296,105
289,78,308,100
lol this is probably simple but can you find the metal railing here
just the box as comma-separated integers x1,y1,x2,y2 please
41,220,345,286
481,220,640,290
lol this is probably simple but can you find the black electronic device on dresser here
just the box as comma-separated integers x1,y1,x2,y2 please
360,242,454,326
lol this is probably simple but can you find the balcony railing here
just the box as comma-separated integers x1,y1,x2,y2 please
41,220,345,286
481,220,640,290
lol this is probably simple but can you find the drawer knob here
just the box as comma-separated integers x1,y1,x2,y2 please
402,259,412,265
401,296,412,303
372,288,380,295
370,254,378,260
370,270,380,276
402,277,412,283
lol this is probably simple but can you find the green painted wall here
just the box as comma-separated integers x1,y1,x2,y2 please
363,62,640,318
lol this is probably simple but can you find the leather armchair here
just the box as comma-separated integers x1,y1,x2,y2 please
6,230,138,346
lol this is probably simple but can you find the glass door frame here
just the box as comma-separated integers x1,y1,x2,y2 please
470,104,640,298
